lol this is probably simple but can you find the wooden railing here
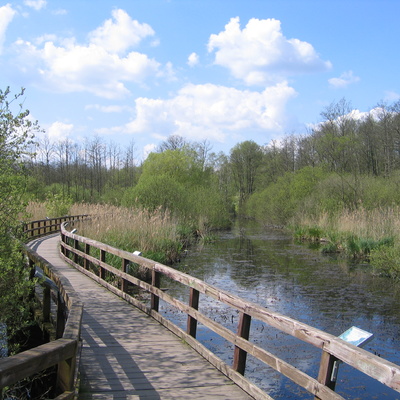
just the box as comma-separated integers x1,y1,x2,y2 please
0,216,85,399
23,215,88,239
59,222,400,400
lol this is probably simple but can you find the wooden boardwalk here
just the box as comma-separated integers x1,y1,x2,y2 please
29,234,254,400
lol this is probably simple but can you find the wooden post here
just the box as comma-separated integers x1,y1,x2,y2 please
233,312,251,375
43,286,51,322
74,238,79,264
28,258,36,301
99,250,106,280
315,350,338,399
122,259,129,293
151,270,160,312
84,243,90,270
56,292,66,339
187,288,200,338
57,350,77,394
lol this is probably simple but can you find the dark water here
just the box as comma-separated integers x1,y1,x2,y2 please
158,222,400,399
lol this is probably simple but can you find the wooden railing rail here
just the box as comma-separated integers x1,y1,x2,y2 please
23,215,88,239
0,217,85,399
59,222,400,400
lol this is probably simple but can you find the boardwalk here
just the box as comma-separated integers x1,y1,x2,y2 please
29,234,254,400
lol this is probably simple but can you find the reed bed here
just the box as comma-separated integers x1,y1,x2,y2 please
71,204,186,263
292,206,400,279
24,202,189,263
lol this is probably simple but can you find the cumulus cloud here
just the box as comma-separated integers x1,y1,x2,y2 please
88,9,154,55
47,121,74,141
187,52,199,67
0,4,16,54
328,70,360,88
208,17,332,86
104,82,296,143
13,9,161,99
24,0,47,11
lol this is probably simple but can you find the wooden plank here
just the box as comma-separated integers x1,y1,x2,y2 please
33,235,256,400
60,225,400,396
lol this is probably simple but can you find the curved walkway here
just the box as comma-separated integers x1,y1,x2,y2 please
29,234,254,400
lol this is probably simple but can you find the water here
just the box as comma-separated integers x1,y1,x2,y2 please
159,222,400,399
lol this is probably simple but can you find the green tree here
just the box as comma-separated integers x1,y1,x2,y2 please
124,148,231,229
230,140,263,213
0,87,39,355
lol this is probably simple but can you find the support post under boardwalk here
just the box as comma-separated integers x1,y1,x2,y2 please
187,288,200,337
233,312,251,375
151,270,160,312
315,350,338,399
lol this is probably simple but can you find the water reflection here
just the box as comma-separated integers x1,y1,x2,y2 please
159,222,400,399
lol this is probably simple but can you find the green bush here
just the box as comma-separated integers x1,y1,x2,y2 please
370,244,400,280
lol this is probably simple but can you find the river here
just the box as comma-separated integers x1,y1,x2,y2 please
158,221,400,399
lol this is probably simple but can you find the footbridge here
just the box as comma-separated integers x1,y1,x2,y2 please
0,216,399,399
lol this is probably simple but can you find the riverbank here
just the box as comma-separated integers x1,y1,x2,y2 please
291,206,400,280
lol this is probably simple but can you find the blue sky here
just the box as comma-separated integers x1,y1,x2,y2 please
1,0,399,160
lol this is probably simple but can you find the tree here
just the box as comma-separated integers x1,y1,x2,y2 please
230,140,263,212
0,87,39,355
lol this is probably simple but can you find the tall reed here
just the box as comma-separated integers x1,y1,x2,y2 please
71,204,187,263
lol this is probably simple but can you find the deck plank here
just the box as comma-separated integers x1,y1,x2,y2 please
29,234,254,400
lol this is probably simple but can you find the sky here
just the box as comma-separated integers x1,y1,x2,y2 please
1,0,399,161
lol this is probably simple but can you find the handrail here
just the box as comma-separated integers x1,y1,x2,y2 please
23,215,88,239
59,221,400,400
0,216,85,399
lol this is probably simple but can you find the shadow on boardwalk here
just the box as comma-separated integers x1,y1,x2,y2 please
30,234,253,400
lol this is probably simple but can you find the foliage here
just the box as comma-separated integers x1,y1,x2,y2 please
370,244,400,280
45,193,73,217
0,87,39,355
247,166,327,225
123,149,231,230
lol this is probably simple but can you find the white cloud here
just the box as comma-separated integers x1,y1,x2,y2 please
88,9,155,55
187,52,199,67
208,17,332,86
384,90,400,102
13,9,161,99
24,0,46,11
328,70,360,88
106,82,296,144
47,121,74,141
85,104,134,113
0,4,16,54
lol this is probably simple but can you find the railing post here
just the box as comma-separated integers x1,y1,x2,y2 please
122,258,129,293
99,250,106,280
187,288,200,338
151,269,160,312
28,258,36,301
43,286,51,322
57,350,77,394
233,312,251,375
84,243,90,270
315,350,338,399
56,292,66,339
73,238,79,264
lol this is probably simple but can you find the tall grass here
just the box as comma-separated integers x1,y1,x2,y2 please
291,206,400,279
72,204,189,264
25,202,191,264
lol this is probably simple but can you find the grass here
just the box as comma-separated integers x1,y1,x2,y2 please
291,206,400,279
74,204,192,264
